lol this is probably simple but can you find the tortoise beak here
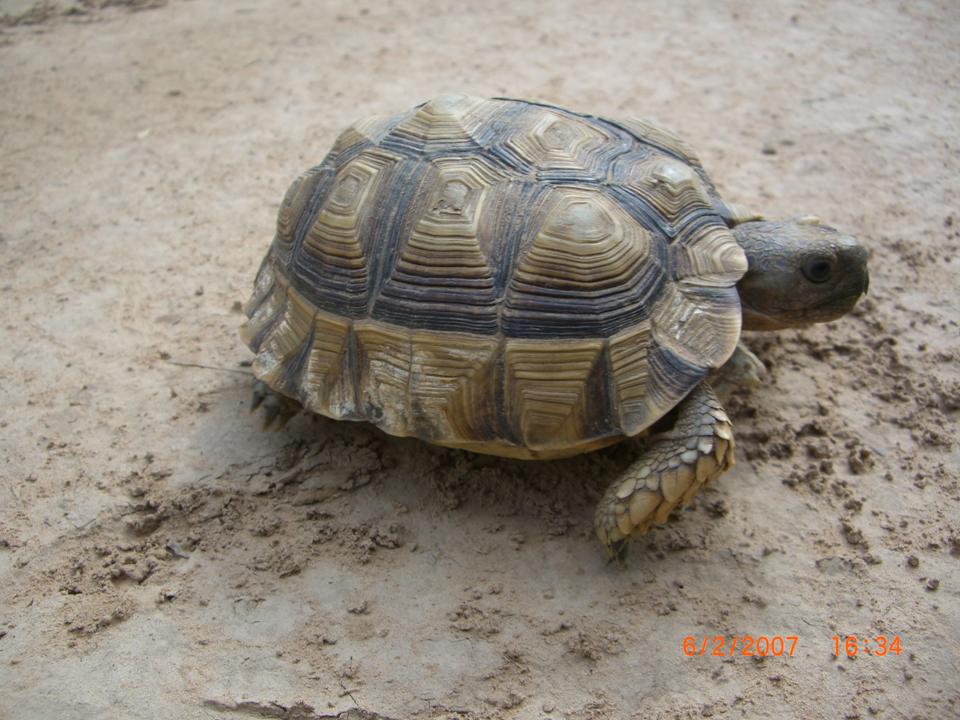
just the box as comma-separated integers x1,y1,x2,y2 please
838,234,869,299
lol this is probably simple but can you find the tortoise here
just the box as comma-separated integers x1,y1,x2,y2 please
241,94,869,559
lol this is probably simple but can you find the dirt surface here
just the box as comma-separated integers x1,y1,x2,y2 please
2,1,959,718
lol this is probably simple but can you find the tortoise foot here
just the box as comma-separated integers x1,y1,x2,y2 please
595,382,735,559
710,342,766,399
251,380,302,431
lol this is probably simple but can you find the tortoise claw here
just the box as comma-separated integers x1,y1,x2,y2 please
607,538,630,568
251,380,301,430
261,400,282,431
250,382,268,413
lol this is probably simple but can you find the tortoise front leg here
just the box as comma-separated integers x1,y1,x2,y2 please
595,382,735,562
709,342,766,399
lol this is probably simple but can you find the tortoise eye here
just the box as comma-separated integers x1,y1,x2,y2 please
802,258,833,283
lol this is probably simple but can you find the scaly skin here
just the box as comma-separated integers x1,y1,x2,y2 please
595,382,735,563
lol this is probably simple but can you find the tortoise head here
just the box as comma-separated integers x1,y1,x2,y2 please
732,217,869,330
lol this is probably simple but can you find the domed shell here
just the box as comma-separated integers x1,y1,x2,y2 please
242,95,747,459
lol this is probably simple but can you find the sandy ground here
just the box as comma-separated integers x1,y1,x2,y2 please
1,1,959,718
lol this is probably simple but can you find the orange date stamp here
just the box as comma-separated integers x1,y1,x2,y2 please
682,635,799,657
831,635,902,657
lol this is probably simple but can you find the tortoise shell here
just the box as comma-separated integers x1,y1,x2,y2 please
241,95,747,459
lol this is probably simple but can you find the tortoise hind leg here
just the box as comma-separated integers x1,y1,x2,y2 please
595,382,735,563
251,380,302,430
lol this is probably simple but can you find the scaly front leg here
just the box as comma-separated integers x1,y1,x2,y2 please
595,382,735,562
